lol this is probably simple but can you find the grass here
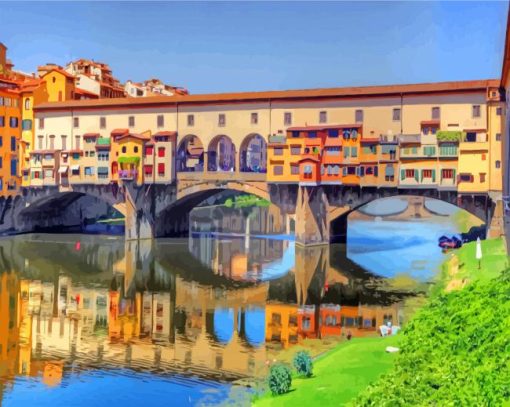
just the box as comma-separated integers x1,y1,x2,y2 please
253,336,400,407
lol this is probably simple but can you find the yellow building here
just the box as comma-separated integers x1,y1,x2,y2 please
0,80,21,196
110,129,149,184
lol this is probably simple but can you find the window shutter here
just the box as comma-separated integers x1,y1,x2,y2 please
453,169,456,183
432,169,436,182
400,169,405,180
343,167,347,176
414,170,419,182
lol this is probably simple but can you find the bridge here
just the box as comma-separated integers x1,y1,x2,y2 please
0,170,498,244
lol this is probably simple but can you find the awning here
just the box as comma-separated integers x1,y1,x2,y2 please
58,166,68,174
97,167,109,175
71,165,80,171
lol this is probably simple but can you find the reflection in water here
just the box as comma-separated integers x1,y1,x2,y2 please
0,224,422,405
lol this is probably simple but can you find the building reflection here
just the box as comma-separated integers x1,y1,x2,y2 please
0,231,410,393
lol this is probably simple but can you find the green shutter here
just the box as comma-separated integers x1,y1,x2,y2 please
453,169,456,183
420,169,424,182
414,170,419,182
344,147,350,158
432,169,436,182
400,169,405,181
352,147,358,157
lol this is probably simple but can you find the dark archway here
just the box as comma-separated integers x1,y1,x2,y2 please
176,134,204,172
207,135,235,172
239,134,267,173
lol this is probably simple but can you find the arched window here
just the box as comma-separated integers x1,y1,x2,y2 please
122,146,127,153
24,98,30,110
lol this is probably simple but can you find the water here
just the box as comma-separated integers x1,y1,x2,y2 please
0,211,463,406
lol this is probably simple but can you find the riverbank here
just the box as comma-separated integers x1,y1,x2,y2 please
353,237,510,405
252,336,401,407
254,237,509,406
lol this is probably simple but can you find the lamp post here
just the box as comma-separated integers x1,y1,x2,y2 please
476,237,483,270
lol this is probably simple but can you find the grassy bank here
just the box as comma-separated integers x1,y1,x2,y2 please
253,336,400,407
353,237,510,406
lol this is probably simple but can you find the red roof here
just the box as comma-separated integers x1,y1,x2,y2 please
111,128,129,136
75,88,99,98
360,138,379,143
33,79,500,111
83,133,100,138
464,128,487,132
288,124,362,132
42,67,75,80
153,131,177,137
116,133,150,141
420,120,440,126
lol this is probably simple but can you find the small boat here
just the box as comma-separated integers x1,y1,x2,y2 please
438,235,462,250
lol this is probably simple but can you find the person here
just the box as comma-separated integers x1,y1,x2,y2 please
347,330,352,340
387,321,393,335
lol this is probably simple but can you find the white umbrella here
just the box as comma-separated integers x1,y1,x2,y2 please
476,237,483,269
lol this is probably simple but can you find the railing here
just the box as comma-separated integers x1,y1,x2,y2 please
177,171,266,182
268,135,286,144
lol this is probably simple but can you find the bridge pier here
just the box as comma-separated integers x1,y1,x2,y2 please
295,186,330,246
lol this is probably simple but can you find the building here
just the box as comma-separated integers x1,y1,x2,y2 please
500,8,510,206
125,78,188,98
27,79,502,202
65,59,125,98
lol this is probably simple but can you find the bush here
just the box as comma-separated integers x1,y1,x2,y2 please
268,363,292,395
293,351,313,377
354,268,510,406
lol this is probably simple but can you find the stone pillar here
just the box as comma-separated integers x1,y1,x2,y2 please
235,148,240,173
294,186,330,246
203,151,208,173
124,185,154,241
488,199,505,238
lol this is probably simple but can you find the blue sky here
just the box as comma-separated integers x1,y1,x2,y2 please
0,1,507,94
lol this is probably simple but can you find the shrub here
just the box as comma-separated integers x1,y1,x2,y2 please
293,351,313,377
268,363,292,395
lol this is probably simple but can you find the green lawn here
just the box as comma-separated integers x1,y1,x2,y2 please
455,237,508,282
253,336,400,407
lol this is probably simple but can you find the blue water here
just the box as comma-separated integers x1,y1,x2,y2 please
3,370,235,407
347,218,460,280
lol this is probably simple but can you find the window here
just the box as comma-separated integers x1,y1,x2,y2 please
158,147,165,157
24,98,30,110
355,109,363,123
273,165,283,175
496,107,502,116
284,112,292,125
157,115,164,128
38,136,43,150
73,117,79,128
326,146,340,155
422,169,432,178
308,131,317,138
442,169,454,179
405,169,415,178
362,145,376,155
100,117,106,129
0,157,2,168
0,116,4,127
9,117,18,128
480,173,486,183
290,164,299,175
157,163,165,176
145,146,153,155
218,114,226,127
392,108,401,121
472,105,481,118
344,146,350,158
21,119,32,130
496,160,501,169
423,146,436,156
0,97,3,105
496,133,502,141
128,116,135,127
290,146,300,155
328,129,339,137
251,112,258,124
465,132,477,142
459,173,473,182
49,135,55,150
84,167,94,176
482,153,486,161
187,114,194,126
4,98,11,107
10,159,16,176
291,131,300,138
121,146,127,154
144,165,153,176
39,118,44,129
75,135,81,150
273,147,283,156
431,106,440,120
319,111,327,123
9,136,15,152
351,146,358,157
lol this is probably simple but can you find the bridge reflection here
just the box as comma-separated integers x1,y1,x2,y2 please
0,233,412,392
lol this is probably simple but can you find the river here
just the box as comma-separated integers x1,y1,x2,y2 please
0,204,468,406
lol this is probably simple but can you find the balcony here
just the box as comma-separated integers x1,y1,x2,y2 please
119,169,137,180
400,146,437,159
398,134,421,144
459,141,489,152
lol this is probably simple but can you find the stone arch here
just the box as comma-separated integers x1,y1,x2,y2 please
239,133,267,173
207,134,236,172
176,134,205,172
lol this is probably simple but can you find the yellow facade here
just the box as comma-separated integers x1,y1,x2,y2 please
40,70,76,102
